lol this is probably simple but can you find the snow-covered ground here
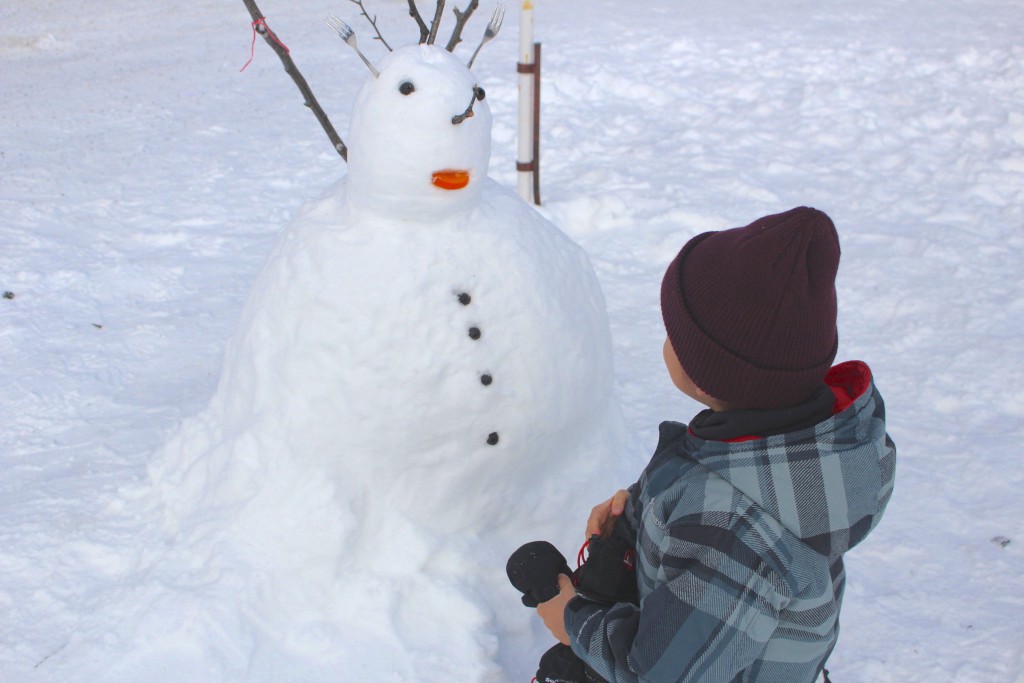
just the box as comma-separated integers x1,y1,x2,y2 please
2,0,1022,681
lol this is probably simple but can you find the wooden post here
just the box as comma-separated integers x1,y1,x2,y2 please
532,41,541,205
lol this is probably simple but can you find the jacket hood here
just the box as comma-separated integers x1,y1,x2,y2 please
685,361,896,557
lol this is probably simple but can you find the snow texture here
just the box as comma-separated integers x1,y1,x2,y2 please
2,0,1023,682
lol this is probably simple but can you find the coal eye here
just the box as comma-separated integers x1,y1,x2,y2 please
475,87,486,101
399,81,415,95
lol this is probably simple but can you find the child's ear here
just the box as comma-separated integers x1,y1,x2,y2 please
663,338,734,411
696,388,735,413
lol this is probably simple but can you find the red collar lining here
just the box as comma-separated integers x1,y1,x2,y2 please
826,360,873,415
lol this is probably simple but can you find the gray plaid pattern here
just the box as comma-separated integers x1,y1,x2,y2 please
566,375,895,682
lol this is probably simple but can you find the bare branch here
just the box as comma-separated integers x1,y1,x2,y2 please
349,0,393,51
407,0,430,43
426,0,446,45
445,0,479,51
240,0,347,160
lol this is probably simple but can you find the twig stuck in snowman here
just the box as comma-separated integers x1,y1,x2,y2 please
240,0,347,159
406,0,488,47
348,0,393,51
452,85,487,124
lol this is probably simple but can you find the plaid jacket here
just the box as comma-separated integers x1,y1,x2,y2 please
565,361,896,682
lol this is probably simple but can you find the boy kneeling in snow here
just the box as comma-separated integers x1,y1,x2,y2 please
535,207,896,682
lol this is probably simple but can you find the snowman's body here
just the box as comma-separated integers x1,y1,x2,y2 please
147,44,629,681
216,174,620,532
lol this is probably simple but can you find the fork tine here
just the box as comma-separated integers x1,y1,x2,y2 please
325,15,380,78
325,14,352,38
327,15,352,37
485,6,504,38
467,5,503,68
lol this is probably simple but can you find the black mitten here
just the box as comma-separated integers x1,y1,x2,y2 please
535,643,587,683
506,541,573,607
572,523,638,605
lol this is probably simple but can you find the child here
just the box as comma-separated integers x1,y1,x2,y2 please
536,207,896,682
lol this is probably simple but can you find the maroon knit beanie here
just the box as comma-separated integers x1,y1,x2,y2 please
661,207,841,410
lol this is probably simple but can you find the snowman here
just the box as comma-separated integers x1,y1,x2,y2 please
143,12,632,681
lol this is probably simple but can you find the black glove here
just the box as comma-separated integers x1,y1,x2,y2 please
535,643,587,683
506,540,573,607
572,529,638,605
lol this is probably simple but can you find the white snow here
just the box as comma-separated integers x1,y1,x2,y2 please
2,1,1023,682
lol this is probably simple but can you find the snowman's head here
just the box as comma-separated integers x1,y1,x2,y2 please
347,44,492,221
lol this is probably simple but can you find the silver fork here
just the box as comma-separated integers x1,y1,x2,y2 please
325,15,380,77
467,4,505,69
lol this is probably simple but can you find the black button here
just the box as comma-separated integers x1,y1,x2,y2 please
458,292,471,305
480,374,492,386
487,432,499,445
468,327,481,340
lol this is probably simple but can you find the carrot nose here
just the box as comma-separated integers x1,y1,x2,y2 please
431,170,470,191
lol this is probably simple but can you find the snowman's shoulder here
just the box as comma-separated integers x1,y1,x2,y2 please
470,181,606,299
476,180,584,249
266,178,359,252
290,176,352,229
477,178,544,220
240,179,376,297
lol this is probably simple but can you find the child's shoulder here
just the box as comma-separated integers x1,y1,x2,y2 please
654,420,689,450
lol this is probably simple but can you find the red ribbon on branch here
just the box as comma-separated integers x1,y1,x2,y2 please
240,17,290,72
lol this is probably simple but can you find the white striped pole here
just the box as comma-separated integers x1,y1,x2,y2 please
516,0,535,203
